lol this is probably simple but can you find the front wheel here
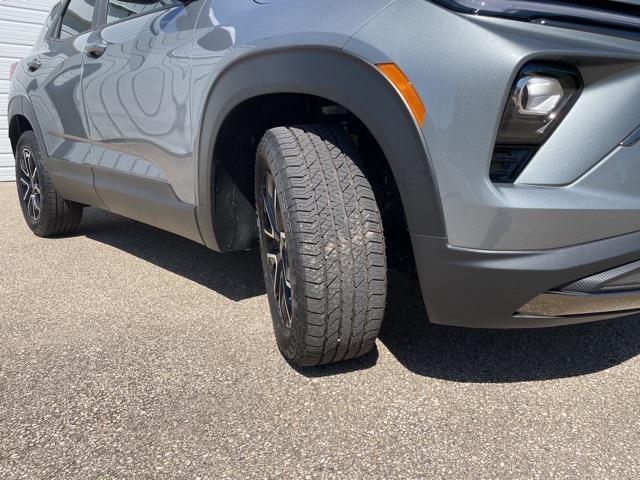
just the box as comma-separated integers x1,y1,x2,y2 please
256,124,387,367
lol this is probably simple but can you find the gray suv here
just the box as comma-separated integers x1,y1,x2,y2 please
8,0,640,366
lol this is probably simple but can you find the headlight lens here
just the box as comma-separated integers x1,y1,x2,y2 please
432,0,640,32
490,62,582,183
514,76,564,117
496,63,581,145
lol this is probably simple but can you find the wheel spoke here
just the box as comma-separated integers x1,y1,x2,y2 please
280,265,292,327
266,252,278,268
25,150,33,176
20,152,29,177
263,197,279,240
280,234,292,289
272,254,282,301
283,264,292,290
27,195,34,218
274,193,286,235
279,275,291,328
32,195,41,220
20,178,31,201
262,174,280,240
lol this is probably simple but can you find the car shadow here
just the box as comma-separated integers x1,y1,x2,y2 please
73,208,640,381
378,271,640,383
75,207,266,302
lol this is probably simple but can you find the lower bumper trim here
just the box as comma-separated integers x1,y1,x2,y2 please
518,290,640,317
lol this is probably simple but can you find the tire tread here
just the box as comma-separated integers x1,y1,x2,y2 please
257,124,387,366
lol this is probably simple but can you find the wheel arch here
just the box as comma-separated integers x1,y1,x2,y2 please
8,96,47,157
195,47,446,252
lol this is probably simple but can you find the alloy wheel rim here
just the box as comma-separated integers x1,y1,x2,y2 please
18,148,41,222
261,171,293,330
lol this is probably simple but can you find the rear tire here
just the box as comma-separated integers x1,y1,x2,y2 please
15,131,83,237
256,124,387,367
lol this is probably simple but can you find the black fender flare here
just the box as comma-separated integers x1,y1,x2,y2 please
7,95,48,157
195,47,446,250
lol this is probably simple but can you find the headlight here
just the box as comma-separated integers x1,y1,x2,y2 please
514,76,564,117
432,0,640,32
490,62,582,183
497,63,581,145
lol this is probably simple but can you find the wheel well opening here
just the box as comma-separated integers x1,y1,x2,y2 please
212,93,415,271
9,115,33,154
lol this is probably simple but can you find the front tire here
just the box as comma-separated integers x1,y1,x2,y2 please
15,131,83,237
256,124,387,367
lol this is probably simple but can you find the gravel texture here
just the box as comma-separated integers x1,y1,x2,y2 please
1,182,639,479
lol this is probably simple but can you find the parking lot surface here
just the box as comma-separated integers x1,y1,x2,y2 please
1,183,639,479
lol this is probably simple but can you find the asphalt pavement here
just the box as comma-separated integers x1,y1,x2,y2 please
1,182,639,479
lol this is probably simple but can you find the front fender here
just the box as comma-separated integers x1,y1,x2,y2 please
195,47,446,250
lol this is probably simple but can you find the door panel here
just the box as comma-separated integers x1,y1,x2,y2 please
27,0,96,166
82,1,202,205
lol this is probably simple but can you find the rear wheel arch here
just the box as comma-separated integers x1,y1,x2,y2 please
9,114,33,154
8,96,48,158
195,47,446,254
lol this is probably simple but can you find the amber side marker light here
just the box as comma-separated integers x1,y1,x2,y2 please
377,63,426,127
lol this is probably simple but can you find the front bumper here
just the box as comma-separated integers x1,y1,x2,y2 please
353,0,640,327
412,231,640,328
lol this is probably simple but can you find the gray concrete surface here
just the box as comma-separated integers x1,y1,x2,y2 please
1,182,640,479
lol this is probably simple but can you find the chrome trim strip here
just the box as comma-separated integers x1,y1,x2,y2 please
561,258,640,293
518,290,640,317
620,126,640,147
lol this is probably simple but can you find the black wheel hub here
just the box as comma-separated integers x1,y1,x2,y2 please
18,148,41,222
261,171,293,330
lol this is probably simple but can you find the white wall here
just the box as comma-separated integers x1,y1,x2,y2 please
0,0,57,181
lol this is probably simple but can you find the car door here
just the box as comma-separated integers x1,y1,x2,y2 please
81,0,203,234
26,1,98,169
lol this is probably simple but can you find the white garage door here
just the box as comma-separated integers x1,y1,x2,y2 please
0,0,57,181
